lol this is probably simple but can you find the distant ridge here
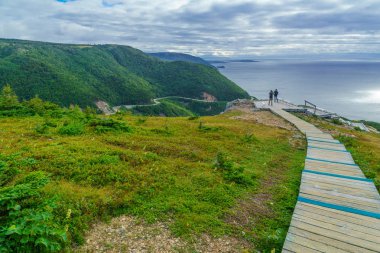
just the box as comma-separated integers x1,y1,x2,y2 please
0,38,250,107
148,52,213,67
207,59,259,64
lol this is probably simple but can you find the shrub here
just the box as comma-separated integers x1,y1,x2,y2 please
337,134,356,148
35,124,49,134
188,116,199,120
0,84,20,110
58,122,85,136
0,170,67,252
214,152,253,186
331,118,343,125
0,162,19,186
88,118,131,133
241,133,259,144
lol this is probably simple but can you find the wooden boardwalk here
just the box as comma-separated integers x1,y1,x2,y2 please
268,107,380,253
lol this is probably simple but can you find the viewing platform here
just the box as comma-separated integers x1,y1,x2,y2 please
254,99,338,118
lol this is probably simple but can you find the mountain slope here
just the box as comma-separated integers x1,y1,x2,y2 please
0,39,249,107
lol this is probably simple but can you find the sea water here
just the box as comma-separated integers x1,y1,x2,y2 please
218,60,380,122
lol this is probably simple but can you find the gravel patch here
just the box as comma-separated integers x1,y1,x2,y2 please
77,216,248,253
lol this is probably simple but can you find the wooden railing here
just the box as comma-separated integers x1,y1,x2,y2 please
304,100,317,115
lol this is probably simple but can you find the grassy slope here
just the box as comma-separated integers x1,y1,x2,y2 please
293,114,380,191
0,110,305,251
0,39,249,107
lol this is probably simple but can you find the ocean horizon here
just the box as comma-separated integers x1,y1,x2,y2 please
218,59,380,122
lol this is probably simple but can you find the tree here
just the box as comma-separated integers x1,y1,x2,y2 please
0,84,20,109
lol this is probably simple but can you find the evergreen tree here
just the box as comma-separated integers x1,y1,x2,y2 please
0,84,20,109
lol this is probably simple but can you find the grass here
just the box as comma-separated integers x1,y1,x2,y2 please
293,113,380,191
0,110,306,251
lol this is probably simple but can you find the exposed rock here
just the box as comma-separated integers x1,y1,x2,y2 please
202,92,217,102
225,99,256,113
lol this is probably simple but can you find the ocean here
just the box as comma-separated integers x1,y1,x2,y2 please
218,60,380,122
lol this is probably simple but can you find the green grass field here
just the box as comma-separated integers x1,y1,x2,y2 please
0,104,306,252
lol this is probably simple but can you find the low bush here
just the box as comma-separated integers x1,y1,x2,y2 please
188,116,199,120
0,166,67,252
198,121,221,132
58,122,85,136
241,133,259,144
88,118,131,133
214,152,254,186
331,118,343,125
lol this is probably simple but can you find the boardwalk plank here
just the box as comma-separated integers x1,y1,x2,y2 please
283,240,324,253
301,180,380,199
292,214,380,243
286,232,349,253
293,209,380,236
298,202,380,228
288,226,378,253
291,219,380,251
299,191,380,212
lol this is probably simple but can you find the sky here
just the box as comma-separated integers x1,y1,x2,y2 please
1,0,380,57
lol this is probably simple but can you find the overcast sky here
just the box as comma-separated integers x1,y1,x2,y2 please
1,0,380,57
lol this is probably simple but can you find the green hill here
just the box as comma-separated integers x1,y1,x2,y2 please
0,39,249,108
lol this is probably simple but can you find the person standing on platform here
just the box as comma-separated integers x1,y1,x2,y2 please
268,90,274,106
274,89,279,103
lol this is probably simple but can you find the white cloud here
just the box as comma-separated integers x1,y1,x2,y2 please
0,0,380,56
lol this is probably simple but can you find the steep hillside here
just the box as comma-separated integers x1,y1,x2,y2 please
0,39,249,107
148,52,213,67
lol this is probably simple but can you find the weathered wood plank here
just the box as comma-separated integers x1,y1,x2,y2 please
298,202,380,229
302,173,377,190
287,226,378,253
308,141,346,150
300,186,380,208
283,239,324,253
300,179,380,199
303,167,365,178
286,232,349,253
299,192,380,213
290,219,380,251
293,209,380,236
292,214,380,243
305,159,359,169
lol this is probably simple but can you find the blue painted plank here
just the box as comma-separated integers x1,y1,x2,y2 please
308,146,349,153
303,169,371,182
298,196,380,219
306,157,357,166
307,136,338,141
307,138,340,144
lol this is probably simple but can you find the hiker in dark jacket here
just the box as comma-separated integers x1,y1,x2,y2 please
268,90,273,106
274,89,279,103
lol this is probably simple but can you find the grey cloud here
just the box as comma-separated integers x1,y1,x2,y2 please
0,0,380,56
274,12,380,31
